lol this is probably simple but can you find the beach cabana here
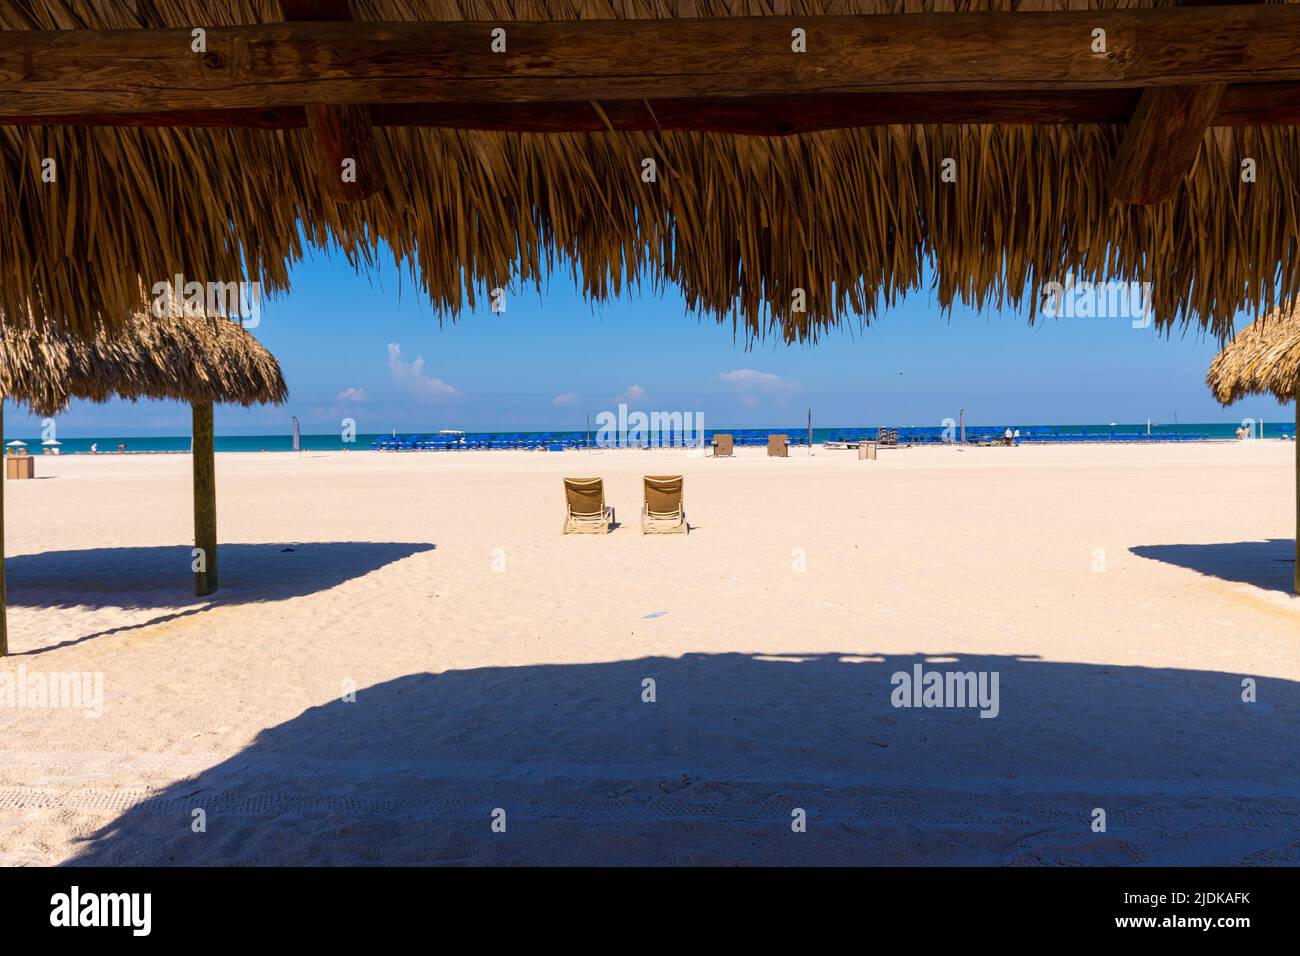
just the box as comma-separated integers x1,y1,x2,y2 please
0,313,288,655
2,3,1300,345
3,2,1300,624
1207,305,1300,593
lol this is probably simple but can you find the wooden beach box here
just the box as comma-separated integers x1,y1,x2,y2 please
6,455,35,480
859,441,878,460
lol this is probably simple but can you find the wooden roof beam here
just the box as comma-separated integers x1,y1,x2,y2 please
7,84,1300,134
1,7,1299,116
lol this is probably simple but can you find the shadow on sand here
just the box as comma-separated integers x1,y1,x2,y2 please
5,542,435,612
1131,539,1296,594
63,652,1300,866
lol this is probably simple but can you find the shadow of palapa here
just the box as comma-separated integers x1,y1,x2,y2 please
62,651,1300,866
1131,539,1296,594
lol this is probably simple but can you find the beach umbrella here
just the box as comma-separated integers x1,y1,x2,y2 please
1206,303,1300,593
41,439,60,445
0,308,287,655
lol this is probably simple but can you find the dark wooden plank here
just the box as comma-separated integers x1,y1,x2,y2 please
278,0,352,19
2,8,1300,116
6,83,1300,134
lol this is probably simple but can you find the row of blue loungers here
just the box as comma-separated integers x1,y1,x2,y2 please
371,434,583,451
371,431,811,452
827,428,1212,446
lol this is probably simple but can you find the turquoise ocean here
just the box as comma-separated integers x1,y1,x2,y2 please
10,422,1296,454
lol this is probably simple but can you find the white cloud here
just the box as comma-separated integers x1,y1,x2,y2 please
387,343,460,400
335,387,369,403
616,384,646,403
553,392,578,407
718,369,793,406
718,369,786,389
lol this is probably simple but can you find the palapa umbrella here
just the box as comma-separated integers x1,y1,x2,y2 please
0,310,288,655
1207,304,1300,593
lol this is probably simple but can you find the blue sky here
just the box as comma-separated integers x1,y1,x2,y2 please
9,245,1292,437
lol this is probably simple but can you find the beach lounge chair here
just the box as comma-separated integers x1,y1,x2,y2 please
562,477,613,534
712,433,734,457
767,433,789,457
641,475,687,535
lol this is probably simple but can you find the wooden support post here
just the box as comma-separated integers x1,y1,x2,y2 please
1106,84,1224,204
1107,1,1255,205
193,401,218,597
281,0,382,202
304,102,382,201
0,399,7,657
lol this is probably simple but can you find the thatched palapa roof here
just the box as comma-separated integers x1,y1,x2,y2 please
3,1,1300,343
0,312,288,417
1207,304,1300,405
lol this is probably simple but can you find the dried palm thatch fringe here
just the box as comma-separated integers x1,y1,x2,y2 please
2,1,1299,342
0,308,288,417
1207,303,1300,405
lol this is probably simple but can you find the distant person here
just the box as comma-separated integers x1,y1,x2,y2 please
1013,428,1021,445
117,442,126,454
1235,426,1245,441
90,442,97,454
1003,427,1013,445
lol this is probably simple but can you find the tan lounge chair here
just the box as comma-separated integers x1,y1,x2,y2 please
562,477,613,534
642,475,687,534
767,433,789,457
712,433,734,457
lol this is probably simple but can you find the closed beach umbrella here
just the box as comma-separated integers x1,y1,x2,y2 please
1206,303,1300,593
0,308,288,655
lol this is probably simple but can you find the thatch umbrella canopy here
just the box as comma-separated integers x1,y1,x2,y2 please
0,313,288,655
3,1,1300,344
1206,304,1300,594
1207,305,1300,406
0,313,289,417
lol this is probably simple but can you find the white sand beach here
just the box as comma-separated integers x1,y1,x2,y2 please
1,441,1296,865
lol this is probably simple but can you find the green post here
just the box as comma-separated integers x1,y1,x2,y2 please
193,401,218,596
